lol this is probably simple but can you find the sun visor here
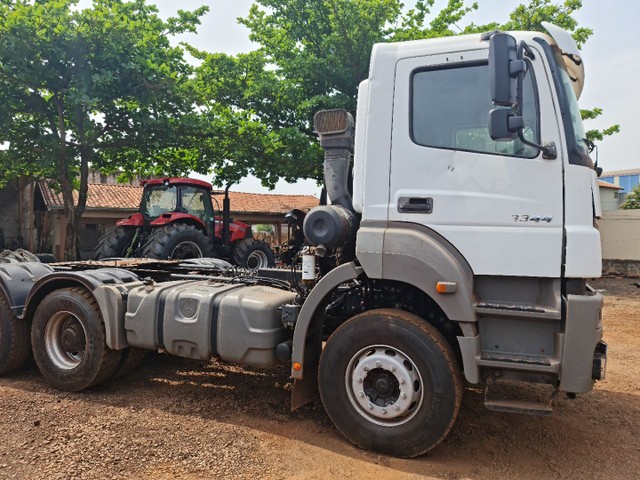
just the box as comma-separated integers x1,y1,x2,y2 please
541,21,585,99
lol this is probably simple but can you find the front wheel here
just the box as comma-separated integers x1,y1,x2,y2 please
318,308,462,458
31,288,122,391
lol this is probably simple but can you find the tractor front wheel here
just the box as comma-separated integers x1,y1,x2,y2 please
232,238,275,269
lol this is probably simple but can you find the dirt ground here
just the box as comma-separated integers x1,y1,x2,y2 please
0,277,638,480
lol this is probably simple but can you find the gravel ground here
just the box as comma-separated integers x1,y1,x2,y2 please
0,277,638,479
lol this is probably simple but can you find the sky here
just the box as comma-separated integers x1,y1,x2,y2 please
77,0,640,194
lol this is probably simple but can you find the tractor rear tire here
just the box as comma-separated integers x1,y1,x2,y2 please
0,293,31,375
141,223,212,260
232,238,275,269
94,227,136,259
31,288,122,391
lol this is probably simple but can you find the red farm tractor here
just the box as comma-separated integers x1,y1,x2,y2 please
94,178,275,269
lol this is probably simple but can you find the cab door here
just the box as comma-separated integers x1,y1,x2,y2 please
387,46,564,277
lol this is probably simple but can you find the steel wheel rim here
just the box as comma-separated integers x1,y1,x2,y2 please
44,311,87,370
246,249,269,269
345,344,423,427
170,241,203,259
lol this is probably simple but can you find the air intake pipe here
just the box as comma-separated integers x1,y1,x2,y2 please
303,109,359,249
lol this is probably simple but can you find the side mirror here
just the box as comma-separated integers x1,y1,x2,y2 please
488,33,526,106
488,108,523,140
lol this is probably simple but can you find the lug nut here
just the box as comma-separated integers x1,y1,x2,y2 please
357,377,363,384
368,403,374,410
401,393,407,399
395,404,400,411
399,378,405,385
363,366,369,372
375,361,382,368
391,366,396,372
381,408,387,414
359,392,365,398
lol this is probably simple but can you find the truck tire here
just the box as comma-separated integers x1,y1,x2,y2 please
141,223,212,260
232,238,275,269
94,227,136,259
31,288,122,391
111,347,147,379
318,308,462,458
0,293,31,375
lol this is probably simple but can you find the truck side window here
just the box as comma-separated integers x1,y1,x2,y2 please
411,63,539,158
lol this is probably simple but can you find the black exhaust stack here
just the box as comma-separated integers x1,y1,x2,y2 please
303,110,358,249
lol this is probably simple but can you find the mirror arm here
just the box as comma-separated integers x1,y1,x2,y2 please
517,129,557,159
518,40,536,60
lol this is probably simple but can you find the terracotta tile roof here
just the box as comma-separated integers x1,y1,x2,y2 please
601,168,640,177
212,190,319,215
39,182,319,216
598,180,623,190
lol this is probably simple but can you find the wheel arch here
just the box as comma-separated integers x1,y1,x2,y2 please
357,222,477,326
149,215,207,232
0,263,55,316
22,268,140,350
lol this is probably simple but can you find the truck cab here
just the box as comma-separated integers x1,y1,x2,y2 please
296,24,605,455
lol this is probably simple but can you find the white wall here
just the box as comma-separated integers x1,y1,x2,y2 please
599,187,621,212
599,210,640,261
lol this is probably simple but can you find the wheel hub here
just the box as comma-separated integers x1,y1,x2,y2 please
171,241,202,259
347,346,423,426
60,323,86,353
44,312,86,370
247,250,269,269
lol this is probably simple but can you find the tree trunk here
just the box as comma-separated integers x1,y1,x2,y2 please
64,221,79,261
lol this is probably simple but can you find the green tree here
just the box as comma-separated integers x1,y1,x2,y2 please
0,0,207,259
193,0,617,189
621,184,640,210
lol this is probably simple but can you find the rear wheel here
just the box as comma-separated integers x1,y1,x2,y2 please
232,238,275,269
94,227,137,259
111,347,147,379
31,288,122,391
0,293,31,375
141,223,212,260
318,308,462,458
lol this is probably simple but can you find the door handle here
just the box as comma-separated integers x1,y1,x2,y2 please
397,196,433,214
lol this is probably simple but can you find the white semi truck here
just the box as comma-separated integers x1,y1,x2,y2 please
0,23,606,458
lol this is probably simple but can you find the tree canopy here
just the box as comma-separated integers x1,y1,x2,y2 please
0,0,208,258
621,184,640,210
192,0,618,188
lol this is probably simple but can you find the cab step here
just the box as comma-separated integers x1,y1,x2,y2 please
484,382,558,416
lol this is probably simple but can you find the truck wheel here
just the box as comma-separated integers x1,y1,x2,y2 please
0,293,31,375
318,308,462,458
94,227,136,259
232,238,275,269
31,288,122,391
141,223,212,260
111,347,147,379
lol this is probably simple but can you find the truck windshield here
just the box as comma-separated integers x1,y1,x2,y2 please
140,185,177,219
554,49,588,156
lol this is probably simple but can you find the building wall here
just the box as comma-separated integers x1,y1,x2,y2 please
600,174,640,193
599,187,621,212
599,210,640,261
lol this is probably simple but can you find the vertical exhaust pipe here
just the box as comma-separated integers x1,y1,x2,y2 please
303,110,358,249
